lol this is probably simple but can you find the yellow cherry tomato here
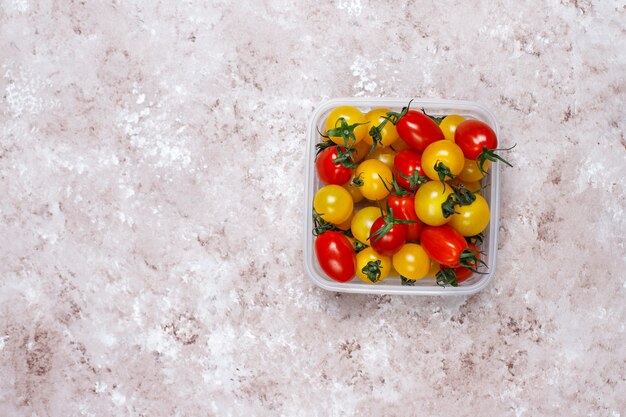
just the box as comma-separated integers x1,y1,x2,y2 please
388,264,400,277
421,140,465,181
414,180,454,226
352,140,371,163
439,114,466,141
313,185,353,225
448,194,490,236
452,178,482,193
351,206,383,245
363,108,400,147
355,159,392,201
368,146,396,170
342,175,364,203
324,106,369,146
392,243,430,280
427,259,441,277
336,210,354,231
458,159,489,182
356,247,391,284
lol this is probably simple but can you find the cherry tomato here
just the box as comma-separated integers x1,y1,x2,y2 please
355,159,392,201
454,266,472,282
369,146,396,170
458,159,489,183
388,194,423,242
393,149,426,192
392,243,430,280
454,119,498,159
315,231,356,282
420,225,468,268
448,194,490,236
352,140,371,163
315,146,353,185
414,181,453,226
313,185,353,224
439,114,466,141
336,210,354,231
324,106,369,146
364,108,400,147
356,247,391,284
342,175,364,203
421,140,465,181
396,110,444,152
427,259,441,277
369,216,407,256
351,206,381,245
452,178,481,193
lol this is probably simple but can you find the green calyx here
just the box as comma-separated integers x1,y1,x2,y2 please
400,276,415,286
315,139,356,169
434,161,455,187
369,202,417,245
441,194,460,218
353,240,367,253
315,140,335,159
436,268,458,287
384,99,414,126
465,233,484,245
459,248,488,273
333,146,356,169
440,183,478,219
379,173,409,197
312,209,337,236
396,169,428,192
451,183,476,206
476,144,516,174
421,108,445,125
368,125,383,151
362,260,382,283
351,173,364,187
324,117,369,147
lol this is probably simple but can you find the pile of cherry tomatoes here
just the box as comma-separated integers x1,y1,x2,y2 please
312,101,512,287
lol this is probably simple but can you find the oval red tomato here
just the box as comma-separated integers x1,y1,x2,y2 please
420,225,468,268
392,149,426,192
454,119,498,160
315,231,356,282
396,110,445,153
315,146,353,185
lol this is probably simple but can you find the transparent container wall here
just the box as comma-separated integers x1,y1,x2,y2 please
304,98,500,296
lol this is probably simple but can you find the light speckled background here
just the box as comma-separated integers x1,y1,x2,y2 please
1,1,625,416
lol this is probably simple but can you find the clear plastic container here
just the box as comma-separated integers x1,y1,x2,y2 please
304,98,501,295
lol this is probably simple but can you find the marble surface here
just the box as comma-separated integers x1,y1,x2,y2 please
1,1,625,416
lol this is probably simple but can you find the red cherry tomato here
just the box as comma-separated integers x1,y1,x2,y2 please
315,146,353,185
387,194,423,242
392,149,426,192
369,217,407,256
454,119,498,160
396,110,445,153
454,266,473,283
420,225,468,268
315,231,356,282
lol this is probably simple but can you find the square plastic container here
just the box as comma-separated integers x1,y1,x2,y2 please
303,98,501,295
